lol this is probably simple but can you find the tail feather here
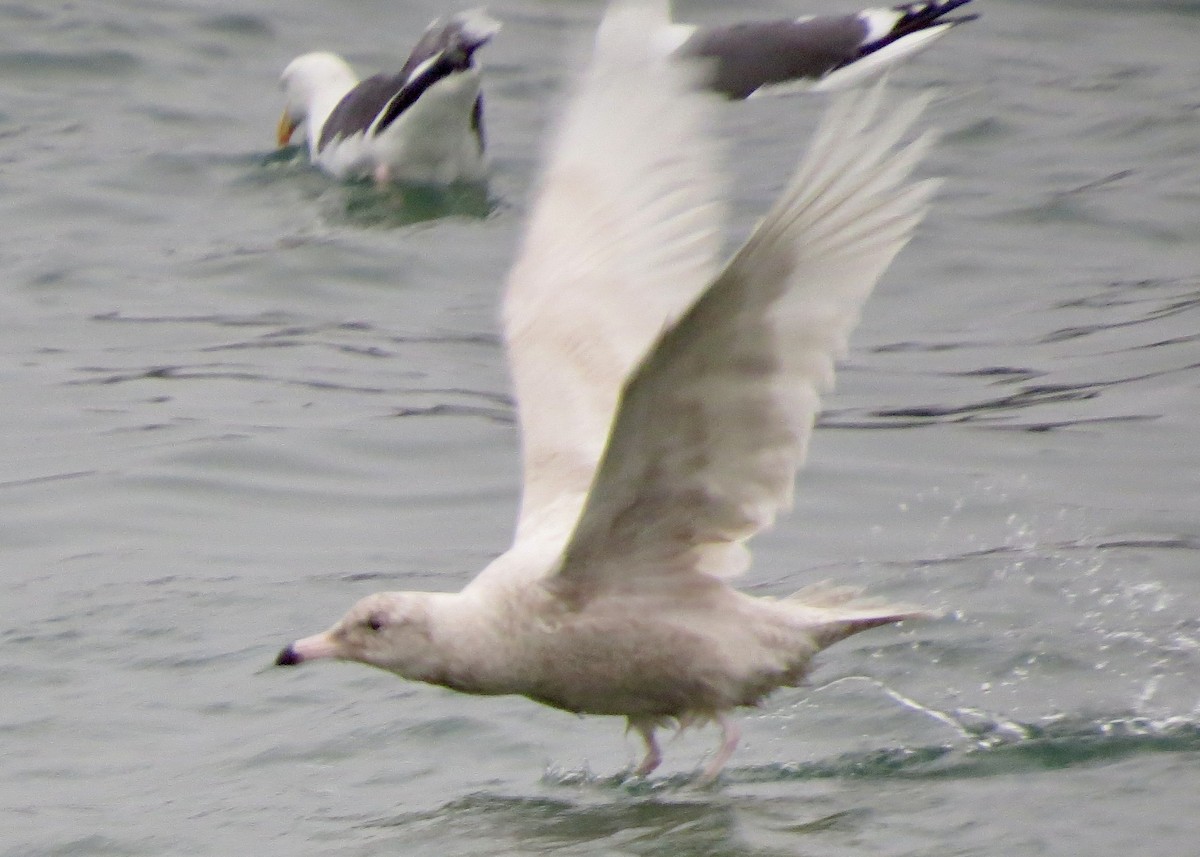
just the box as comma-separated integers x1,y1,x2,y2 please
786,581,936,649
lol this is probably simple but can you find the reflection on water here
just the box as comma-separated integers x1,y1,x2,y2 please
332,179,497,229
339,710,1200,857
253,146,499,228
368,792,777,857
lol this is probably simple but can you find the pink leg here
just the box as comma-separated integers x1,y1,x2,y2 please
373,162,392,186
696,714,740,785
629,718,662,777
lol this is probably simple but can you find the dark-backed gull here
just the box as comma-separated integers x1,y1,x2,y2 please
277,8,500,184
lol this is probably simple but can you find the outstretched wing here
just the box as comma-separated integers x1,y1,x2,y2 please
502,0,727,556
552,82,939,600
677,0,978,99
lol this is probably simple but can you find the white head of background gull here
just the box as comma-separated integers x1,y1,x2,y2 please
277,7,501,185
275,0,943,784
667,0,978,99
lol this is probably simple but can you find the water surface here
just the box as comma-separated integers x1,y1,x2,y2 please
2,1,1198,855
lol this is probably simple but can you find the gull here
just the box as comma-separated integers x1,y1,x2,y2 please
671,0,978,99
275,0,941,784
276,8,500,185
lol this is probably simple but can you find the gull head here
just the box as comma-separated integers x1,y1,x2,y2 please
275,591,443,680
277,51,358,147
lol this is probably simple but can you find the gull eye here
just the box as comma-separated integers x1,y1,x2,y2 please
365,613,387,632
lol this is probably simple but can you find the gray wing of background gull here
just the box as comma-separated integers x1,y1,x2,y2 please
676,0,978,99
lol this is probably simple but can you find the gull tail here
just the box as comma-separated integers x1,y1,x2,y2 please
786,581,937,649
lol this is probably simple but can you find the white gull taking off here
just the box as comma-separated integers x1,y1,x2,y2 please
276,8,500,185
671,0,978,99
275,0,942,784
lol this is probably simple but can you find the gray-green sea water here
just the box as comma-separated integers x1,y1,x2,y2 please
2,1,1198,855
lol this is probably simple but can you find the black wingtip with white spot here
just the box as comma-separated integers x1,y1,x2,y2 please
861,1,980,55
317,8,501,153
396,7,502,84
375,9,501,137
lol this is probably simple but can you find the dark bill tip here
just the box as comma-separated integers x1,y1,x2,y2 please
275,645,302,666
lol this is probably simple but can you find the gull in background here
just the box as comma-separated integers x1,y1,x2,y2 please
672,0,978,99
277,8,500,185
275,0,942,784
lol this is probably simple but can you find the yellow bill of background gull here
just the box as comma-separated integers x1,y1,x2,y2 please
275,0,942,784
276,7,500,185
